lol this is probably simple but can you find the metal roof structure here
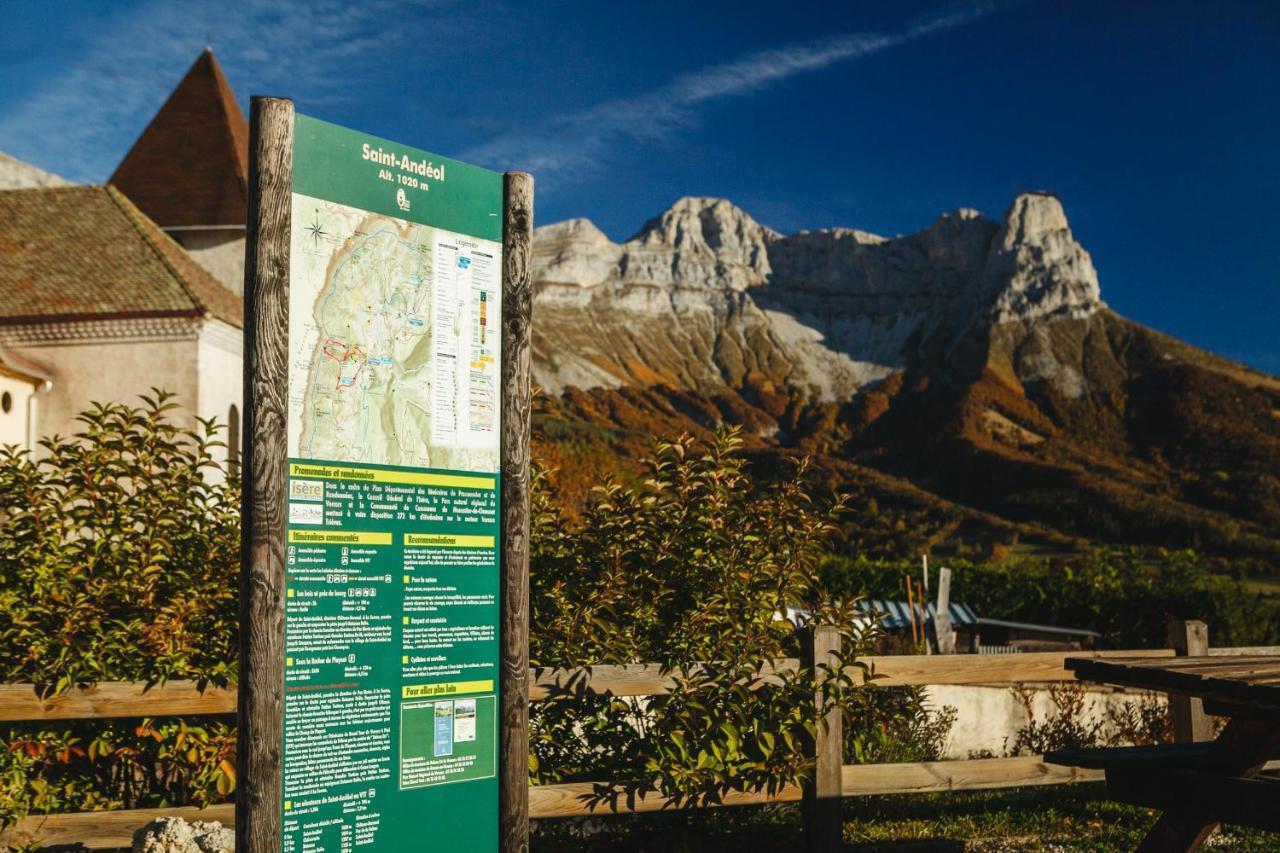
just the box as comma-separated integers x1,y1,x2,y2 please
859,599,1100,639
861,599,978,631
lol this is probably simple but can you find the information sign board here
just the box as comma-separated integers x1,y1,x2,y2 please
279,114,503,852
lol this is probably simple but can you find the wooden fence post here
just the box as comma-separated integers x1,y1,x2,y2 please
238,95,293,853
800,624,843,853
934,567,955,655
499,171,534,853
1167,619,1213,743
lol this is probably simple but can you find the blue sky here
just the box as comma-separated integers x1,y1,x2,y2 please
1,1,1277,371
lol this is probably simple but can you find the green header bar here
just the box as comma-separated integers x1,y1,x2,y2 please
292,113,503,241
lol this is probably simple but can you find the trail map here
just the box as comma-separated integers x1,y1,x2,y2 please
288,194,501,473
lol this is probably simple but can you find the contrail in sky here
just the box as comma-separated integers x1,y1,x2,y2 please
465,3,997,188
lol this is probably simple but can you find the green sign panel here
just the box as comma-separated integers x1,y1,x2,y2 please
283,114,502,852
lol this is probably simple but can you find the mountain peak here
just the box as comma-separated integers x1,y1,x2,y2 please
999,192,1070,246
982,192,1103,324
623,196,775,290
629,196,777,244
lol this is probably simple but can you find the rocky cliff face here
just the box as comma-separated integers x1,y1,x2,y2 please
531,192,1105,400
530,192,1280,565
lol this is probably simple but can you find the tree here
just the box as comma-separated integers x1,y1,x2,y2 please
528,428,877,805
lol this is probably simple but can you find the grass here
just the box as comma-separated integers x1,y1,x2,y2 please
531,784,1278,852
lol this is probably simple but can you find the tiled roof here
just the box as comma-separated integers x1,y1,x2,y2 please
109,49,248,229
0,185,242,327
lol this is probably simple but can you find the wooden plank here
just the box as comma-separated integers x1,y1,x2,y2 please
0,681,236,721
1210,646,1280,657
239,94,294,853
0,647,1189,724
527,756,1104,818
0,755,1111,846
528,781,803,818
20,647,1280,728
500,170,534,853
1047,743,1215,771
801,625,842,853
933,567,955,655
1069,657,1280,711
841,755,1103,795
2,804,235,851
1168,621,1213,743
863,649,1174,687
1097,656,1280,673
531,650,1175,700
1049,742,1280,773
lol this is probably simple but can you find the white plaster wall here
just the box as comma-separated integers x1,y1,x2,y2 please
0,151,69,189
0,374,36,447
927,683,1165,759
196,319,244,467
175,230,246,296
10,338,200,440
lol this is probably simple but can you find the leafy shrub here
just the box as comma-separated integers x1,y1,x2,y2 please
529,429,884,805
0,394,238,831
1005,683,1171,755
0,393,238,691
0,405,954,831
845,688,956,765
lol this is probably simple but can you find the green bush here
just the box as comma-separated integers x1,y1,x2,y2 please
0,404,953,830
528,429,886,805
0,394,239,832
0,393,238,691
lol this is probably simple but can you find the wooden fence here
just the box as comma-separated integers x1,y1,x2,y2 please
1,622,1275,850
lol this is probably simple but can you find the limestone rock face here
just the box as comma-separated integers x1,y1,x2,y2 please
982,193,1103,323
625,196,775,291
530,192,1106,400
132,817,234,853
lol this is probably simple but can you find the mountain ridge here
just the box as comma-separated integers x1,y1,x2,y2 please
528,193,1280,567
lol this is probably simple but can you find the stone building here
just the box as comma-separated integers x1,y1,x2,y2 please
0,185,242,457
0,49,247,456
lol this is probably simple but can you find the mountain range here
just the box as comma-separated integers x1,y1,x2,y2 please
528,193,1280,568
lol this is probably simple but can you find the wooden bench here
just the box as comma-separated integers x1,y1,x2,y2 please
1055,654,1280,852
1048,744,1280,832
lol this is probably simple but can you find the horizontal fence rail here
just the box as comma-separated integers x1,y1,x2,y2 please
2,639,1276,850
0,757,1105,849
13,647,1280,722
5,756,1279,849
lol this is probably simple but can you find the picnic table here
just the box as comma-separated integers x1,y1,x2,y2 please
1047,655,1280,852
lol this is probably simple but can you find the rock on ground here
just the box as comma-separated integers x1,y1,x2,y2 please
131,817,233,853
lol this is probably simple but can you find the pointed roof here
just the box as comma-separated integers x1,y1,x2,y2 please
110,49,248,229
0,185,242,328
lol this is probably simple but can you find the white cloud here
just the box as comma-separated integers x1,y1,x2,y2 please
0,0,449,182
465,3,995,188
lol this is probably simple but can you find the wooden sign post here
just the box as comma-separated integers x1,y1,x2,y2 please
240,96,532,853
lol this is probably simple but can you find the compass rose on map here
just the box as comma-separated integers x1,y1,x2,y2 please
306,211,329,246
